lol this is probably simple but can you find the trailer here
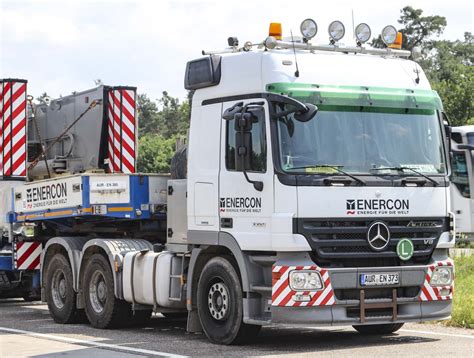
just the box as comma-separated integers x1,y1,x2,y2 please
450,125,474,240
1,19,456,345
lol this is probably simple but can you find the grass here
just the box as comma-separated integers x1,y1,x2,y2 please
447,254,474,328
455,237,474,248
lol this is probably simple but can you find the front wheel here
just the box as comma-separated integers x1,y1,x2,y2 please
197,256,261,345
353,323,404,335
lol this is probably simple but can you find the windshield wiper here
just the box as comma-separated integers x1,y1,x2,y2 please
288,164,366,186
370,166,438,186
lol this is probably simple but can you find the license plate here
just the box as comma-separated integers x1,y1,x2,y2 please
360,273,400,286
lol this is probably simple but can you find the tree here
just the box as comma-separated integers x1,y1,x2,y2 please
371,6,446,52
155,91,190,138
137,94,160,136
136,91,192,172
137,134,175,173
398,6,447,51
429,33,474,125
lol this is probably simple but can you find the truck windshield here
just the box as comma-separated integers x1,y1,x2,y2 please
275,109,446,175
267,83,446,175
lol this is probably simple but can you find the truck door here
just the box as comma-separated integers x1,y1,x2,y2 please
219,99,273,250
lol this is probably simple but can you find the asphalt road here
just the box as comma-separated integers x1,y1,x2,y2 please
0,298,473,357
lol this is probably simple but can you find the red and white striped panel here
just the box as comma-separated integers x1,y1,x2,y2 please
0,79,28,177
419,260,454,302
107,88,137,174
272,265,335,307
14,241,42,270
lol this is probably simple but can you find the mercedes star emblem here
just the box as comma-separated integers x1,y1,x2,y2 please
367,222,390,251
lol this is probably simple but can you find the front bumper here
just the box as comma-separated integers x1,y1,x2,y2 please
270,259,454,325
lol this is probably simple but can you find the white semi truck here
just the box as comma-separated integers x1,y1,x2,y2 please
450,125,474,240
1,20,455,344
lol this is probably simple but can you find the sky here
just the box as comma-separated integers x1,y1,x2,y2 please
1,0,473,102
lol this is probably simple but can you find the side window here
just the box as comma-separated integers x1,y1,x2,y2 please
226,109,266,172
451,152,470,198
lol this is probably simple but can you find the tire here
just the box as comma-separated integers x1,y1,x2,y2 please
83,254,130,329
197,256,261,345
353,323,404,335
45,254,80,323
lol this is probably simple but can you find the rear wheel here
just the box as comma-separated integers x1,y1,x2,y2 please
83,254,130,328
45,254,81,323
197,256,261,345
353,323,404,335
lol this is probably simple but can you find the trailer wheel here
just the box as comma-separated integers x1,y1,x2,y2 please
197,256,261,345
83,254,130,329
353,323,404,335
45,254,80,323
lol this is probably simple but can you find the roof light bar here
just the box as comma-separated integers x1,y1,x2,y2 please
262,37,411,57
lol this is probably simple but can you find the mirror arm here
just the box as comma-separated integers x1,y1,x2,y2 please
239,104,264,192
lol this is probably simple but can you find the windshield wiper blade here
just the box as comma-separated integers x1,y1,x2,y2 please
289,164,366,186
370,166,438,186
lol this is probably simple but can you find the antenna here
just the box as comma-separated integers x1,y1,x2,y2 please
290,30,300,78
351,9,355,40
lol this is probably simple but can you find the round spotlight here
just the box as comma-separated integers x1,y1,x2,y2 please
355,23,371,44
328,20,345,42
381,25,397,45
300,18,318,40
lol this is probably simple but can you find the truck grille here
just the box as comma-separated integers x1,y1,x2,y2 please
294,218,446,267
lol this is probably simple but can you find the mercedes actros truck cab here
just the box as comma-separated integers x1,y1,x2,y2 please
1,19,455,345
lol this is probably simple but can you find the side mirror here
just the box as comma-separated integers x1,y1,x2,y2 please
223,102,265,191
294,103,318,122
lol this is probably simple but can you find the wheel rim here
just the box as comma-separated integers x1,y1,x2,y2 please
51,269,67,309
89,270,107,314
207,281,229,321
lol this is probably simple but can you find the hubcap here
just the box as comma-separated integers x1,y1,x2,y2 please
89,270,107,314
52,270,67,309
207,282,229,321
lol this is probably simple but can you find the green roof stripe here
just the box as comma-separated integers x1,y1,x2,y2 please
266,83,443,111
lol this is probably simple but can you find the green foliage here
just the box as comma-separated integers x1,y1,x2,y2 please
137,134,176,173
428,33,474,126
137,93,160,136
373,6,472,126
136,91,192,173
448,254,474,328
398,6,447,51
371,6,446,50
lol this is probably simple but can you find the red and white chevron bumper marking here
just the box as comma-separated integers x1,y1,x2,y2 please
14,242,42,270
0,79,27,177
107,88,137,174
272,265,335,307
419,260,454,302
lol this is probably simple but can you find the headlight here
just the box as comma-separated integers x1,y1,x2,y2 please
328,20,345,42
289,270,324,291
430,266,453,286
381,25,397,45
300,18,318,40
355,23,371,44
